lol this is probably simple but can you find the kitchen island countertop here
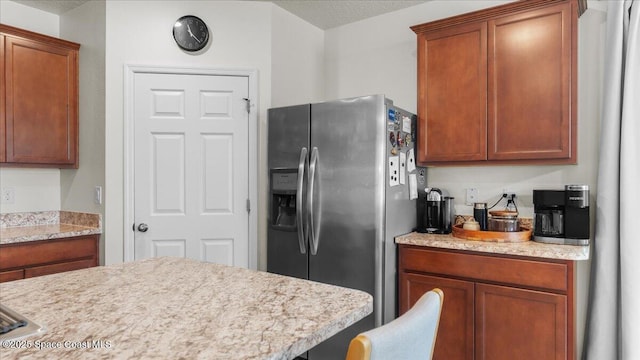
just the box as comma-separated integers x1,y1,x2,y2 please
0,257,372,359
396,232,589,261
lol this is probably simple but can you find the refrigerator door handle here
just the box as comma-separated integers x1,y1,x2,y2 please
308,147,320,255
296,147,308,254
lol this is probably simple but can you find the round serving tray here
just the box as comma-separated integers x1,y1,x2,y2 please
451,224,531,243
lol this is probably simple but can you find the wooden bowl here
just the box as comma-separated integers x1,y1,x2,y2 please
451,224,531,243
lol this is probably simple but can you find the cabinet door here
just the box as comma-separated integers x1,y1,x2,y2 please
416,22,487,164
4,35,78,166
475,283,567,360
400,272,474,360
488,2,574,162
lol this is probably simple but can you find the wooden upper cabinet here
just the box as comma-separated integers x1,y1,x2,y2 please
412,0,578,166
417,22,487,162
488,3,573,161
1,24,80,168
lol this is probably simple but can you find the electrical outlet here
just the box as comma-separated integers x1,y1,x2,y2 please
466,188,478,205
503,189,516,199
1,187,15,204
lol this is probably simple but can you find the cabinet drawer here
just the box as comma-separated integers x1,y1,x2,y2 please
0,269,25,283
24,259,96,278
399,245,571,293
0,236,98,270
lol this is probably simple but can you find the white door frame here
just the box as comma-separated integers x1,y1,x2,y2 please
123,65,259,269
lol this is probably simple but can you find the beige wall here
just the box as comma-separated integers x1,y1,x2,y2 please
103,0,270,267
103,1,324,269
0,0,58,36
0,1,61,213
60,0,107,264
0,1,107,262
1,1,609,355
0,0,325,270
323,1,608,357
271,5,325,107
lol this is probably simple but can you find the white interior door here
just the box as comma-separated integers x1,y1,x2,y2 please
133,72,249,268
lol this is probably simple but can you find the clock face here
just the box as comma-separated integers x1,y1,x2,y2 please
173,15,209,52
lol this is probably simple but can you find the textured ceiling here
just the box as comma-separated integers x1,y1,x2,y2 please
11,0,89,15
11,0,428,30
270,0,427,29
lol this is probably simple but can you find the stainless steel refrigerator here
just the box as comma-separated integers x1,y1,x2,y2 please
267,95,424,359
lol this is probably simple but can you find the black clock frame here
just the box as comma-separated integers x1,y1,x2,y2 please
173,15,209,52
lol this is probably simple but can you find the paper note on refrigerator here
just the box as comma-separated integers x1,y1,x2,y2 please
407,149,416,172
409,174,418,200
389,156,400,186
399,151,406,185
402,116,412,133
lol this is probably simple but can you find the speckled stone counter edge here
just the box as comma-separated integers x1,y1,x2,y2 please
396,231,589,261
0,211,102,245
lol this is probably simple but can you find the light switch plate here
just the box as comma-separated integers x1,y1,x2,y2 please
94,186,103,205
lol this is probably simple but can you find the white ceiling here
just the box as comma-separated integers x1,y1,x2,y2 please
11,0,428,30
269,0,427,29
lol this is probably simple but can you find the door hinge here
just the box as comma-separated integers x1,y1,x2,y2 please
246,199,251,213
243,98,250,113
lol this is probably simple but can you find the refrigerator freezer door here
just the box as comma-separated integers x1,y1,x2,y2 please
267,105,310,280
308,95,386,359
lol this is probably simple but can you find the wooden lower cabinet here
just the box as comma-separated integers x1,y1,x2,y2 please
24,259,97,278
0,235,98,282
0,269,24,282
475,283,567,360
399,245,573,360
402,272,474,359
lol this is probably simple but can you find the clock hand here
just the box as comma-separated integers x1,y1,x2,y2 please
187,24,201,43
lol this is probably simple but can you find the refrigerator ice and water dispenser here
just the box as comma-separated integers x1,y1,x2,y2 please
270,169,298,230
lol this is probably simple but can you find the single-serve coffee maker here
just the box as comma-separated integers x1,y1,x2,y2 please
417,188,453,234
533,185,590,246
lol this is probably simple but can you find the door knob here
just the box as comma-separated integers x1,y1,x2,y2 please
137,223,149,232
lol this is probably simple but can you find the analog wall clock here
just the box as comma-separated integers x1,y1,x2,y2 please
173,15,209,52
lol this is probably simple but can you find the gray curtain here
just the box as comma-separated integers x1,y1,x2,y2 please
584,1,640,359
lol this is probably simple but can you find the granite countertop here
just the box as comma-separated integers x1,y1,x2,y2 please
0,257,373,360
0,211,102,245
396,232,589,261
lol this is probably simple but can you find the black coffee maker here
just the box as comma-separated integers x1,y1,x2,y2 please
417,188,453,234
533,185,590,246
